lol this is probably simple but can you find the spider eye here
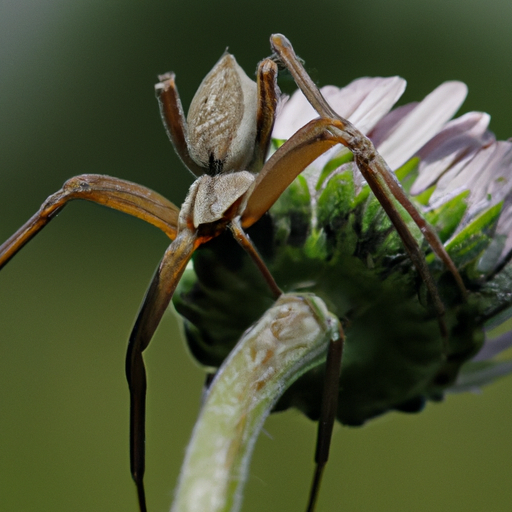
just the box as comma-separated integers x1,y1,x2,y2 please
187,53,258,174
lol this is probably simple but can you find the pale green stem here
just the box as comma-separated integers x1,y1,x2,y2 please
171,293,340,512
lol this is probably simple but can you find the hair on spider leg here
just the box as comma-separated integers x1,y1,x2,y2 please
269,51,320,96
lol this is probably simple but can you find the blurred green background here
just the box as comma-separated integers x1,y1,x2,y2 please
1,1,512,511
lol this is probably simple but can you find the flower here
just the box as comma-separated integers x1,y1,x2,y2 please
174,75,512,425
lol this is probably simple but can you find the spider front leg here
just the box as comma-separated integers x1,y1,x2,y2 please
307,317,345,512
0,172,186,511
125,180,281,511
269,33,467,302
0,174,180,269
126,227,199,512
229,216,282,299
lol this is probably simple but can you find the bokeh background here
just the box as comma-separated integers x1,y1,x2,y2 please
1,1,512,511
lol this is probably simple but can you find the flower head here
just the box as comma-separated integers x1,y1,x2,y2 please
175,75,512,424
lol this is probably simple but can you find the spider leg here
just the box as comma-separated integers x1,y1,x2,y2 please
370,161,467,298
229,216,282,299
155,73,206,177
242,116,448,334
307,318,344,512
250,58,279,171
242,117,339,228
269,33,466,300
126,227,199,512
0,174,179,270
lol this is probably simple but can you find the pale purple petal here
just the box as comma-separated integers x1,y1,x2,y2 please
488,146,512,265
416,112,491,161
462,141,512,219
449,360,512,393
375,81,468,171
428,144,494,206
410,112,494,195
430,141,512,240
474,330,512,361
272,77,406,140
323,77,406,134
272,88,317,140
496,197,512,265
367,102,418,148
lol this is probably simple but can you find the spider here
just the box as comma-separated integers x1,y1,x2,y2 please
0,34,466,512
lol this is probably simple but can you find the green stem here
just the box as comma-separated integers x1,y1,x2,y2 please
171,293,339,512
